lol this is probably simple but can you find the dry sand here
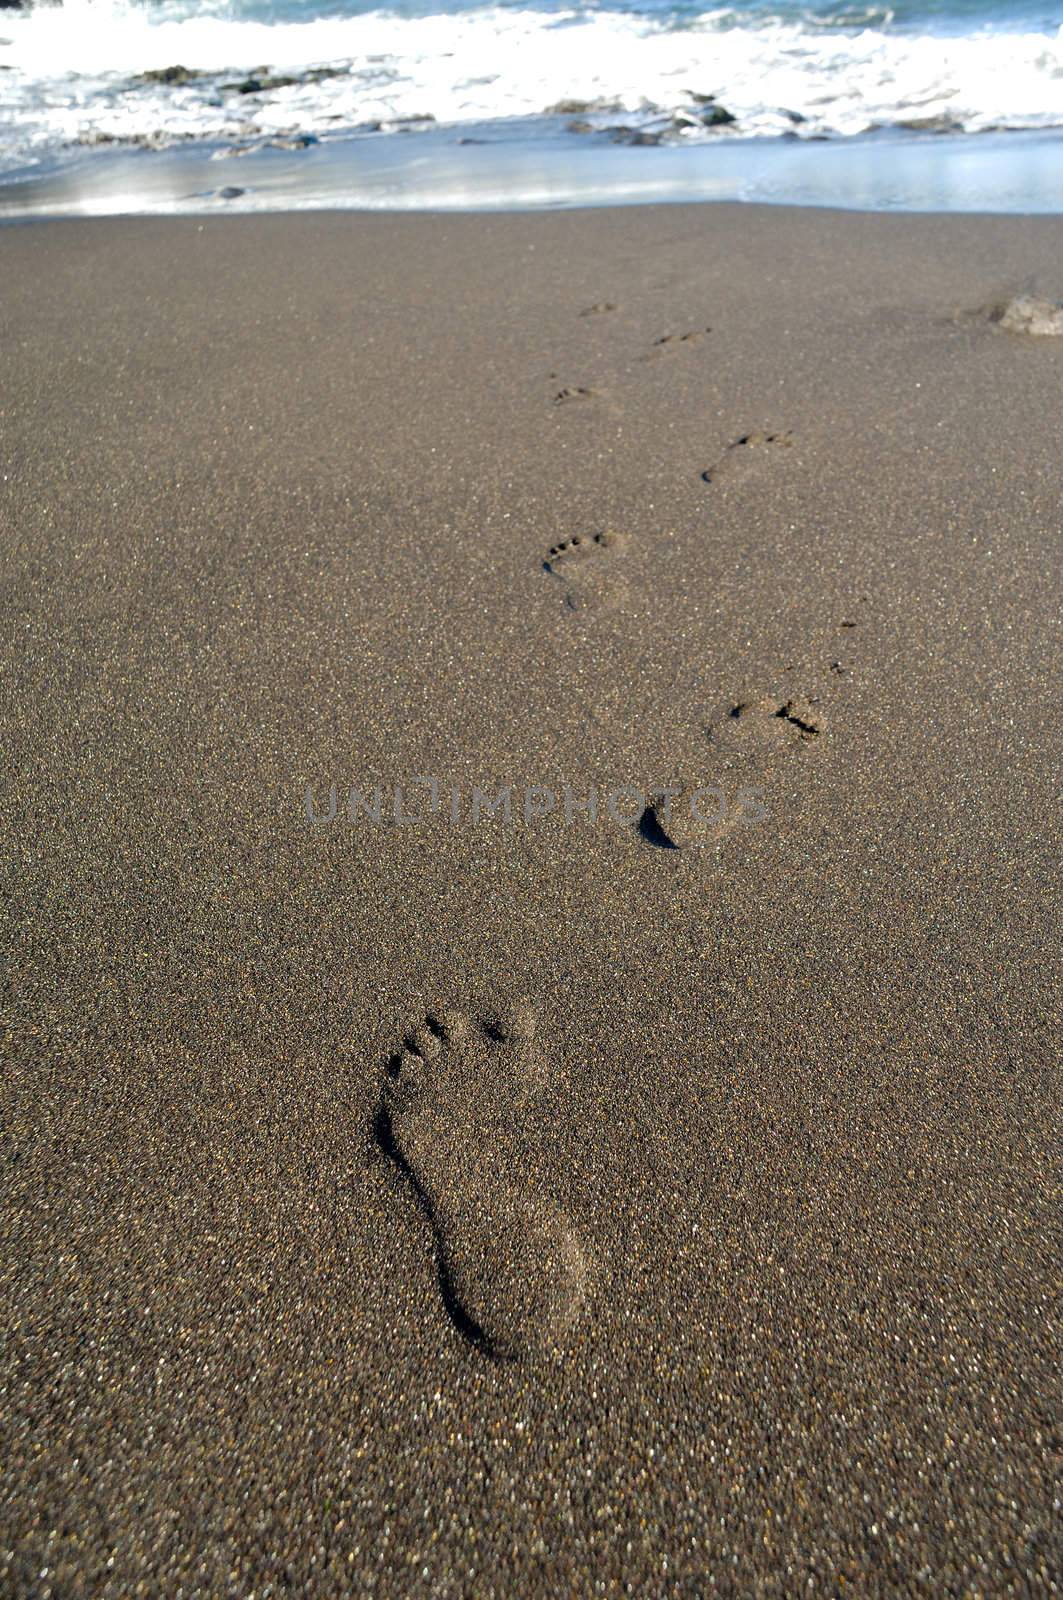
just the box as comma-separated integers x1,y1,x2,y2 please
1,205,1060,1595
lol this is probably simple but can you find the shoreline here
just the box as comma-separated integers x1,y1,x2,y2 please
2,124,1063,220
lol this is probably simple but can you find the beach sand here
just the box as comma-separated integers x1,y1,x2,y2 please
1,205,1060,1595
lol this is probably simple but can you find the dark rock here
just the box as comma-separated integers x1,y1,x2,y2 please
898,113,963,133
217,186,245,200
135,65,204,86
700,104,736,127
225,73,299,94
220,67,344,96
566,120,594,135
681,91,736,126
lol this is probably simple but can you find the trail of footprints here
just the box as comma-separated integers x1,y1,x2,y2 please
376,1003,588,1361
537,366,862,851
373,279,1051,1357
373,308,861,1361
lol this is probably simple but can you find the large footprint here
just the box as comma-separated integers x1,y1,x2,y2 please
375,1003,588,1361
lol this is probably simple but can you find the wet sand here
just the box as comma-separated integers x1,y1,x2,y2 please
1,205,1060,1595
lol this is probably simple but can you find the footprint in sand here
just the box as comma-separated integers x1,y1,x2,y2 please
375,1003,588,1361
551,381,623,418
641,611,869,850
543,529,632,613
641,326,712,361
700,430,793,483
636,690,829,850
552,384,598,406
709,688,826,794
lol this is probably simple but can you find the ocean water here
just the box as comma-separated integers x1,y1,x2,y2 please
1,0,1062,213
